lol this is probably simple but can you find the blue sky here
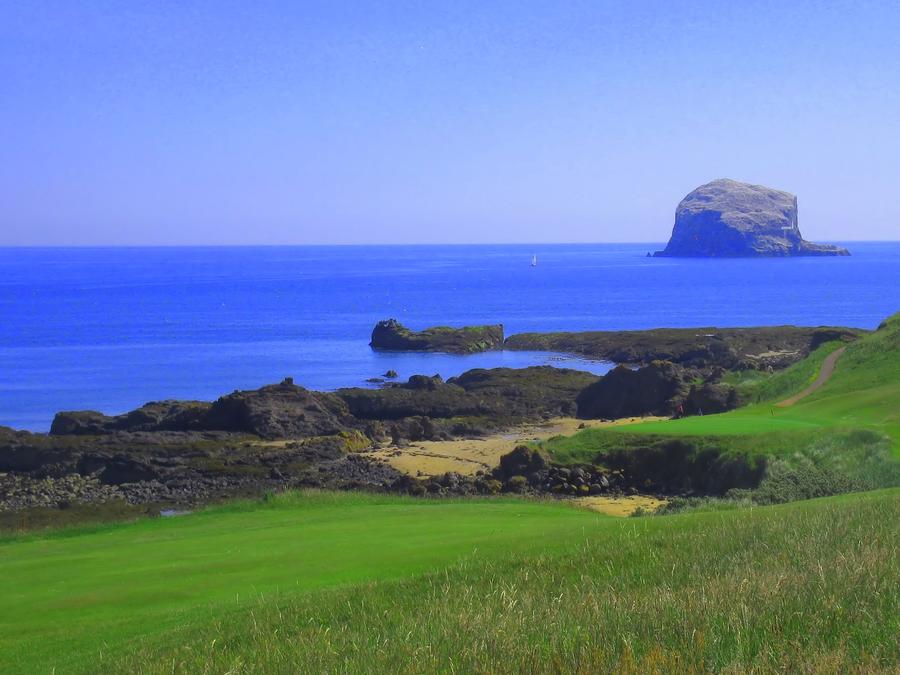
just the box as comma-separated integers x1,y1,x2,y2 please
2,0,899,245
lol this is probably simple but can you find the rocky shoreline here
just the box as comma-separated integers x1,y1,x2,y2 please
0,322,864,522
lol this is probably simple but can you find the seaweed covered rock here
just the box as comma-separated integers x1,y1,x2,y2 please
337,380,480,420
339,366,598,422
575,361,689,419
495,445,550,480
50,401,212,436
654,179,850,258
449,366,599,418
50,410,115,436
370,319,504,354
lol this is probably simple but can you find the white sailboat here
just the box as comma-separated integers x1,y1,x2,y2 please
531,254,537,267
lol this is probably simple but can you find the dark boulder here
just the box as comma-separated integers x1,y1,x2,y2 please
685,382,740,415
203,381,353,439
576,361,689,419
495,445,550,480
405,374,443,390
505,475,528,493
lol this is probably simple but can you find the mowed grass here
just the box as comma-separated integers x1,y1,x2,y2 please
0,492,600,673
2,489,897,673
81,490,900,672
548,312,900,464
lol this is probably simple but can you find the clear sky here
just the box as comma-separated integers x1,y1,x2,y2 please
2,0,899,245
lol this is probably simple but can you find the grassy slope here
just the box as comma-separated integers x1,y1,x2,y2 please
547,312,900,464
3,489,895,673
724,339,845,403
0,492,600,673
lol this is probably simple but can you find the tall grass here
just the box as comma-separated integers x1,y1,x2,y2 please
108,490,899,674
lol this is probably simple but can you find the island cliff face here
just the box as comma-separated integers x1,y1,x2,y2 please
654,179,849,257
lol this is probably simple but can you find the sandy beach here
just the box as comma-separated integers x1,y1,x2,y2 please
364,416,668,515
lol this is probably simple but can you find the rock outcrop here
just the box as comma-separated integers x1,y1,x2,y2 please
575,361,691,419
370,319,503,354
684,382,740,415
654,179,849,257
50,401,211,436
49,382,352,441
203,380,354,439
337,366,598,424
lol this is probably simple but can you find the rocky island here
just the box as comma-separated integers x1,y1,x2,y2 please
370,318,504,353
654,178,850,257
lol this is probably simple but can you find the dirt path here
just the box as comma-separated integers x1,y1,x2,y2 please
775,346,845,408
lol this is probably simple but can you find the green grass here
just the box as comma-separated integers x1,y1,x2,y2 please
2,489,895,673
624,312,899,444
0,491,601,673
545,312,900,472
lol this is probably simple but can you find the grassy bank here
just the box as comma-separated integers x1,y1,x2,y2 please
544,313,900,482
1,489,895,673
607,312,899,447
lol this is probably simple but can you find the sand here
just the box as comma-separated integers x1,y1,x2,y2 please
366,416,666,478
574,495,667,517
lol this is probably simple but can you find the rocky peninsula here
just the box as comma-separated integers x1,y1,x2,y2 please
371,319,504,353
654,179,850,257
505,325,860,371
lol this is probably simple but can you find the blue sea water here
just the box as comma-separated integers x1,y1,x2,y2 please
1,243,898,431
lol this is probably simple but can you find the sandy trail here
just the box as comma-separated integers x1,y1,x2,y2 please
367,416,666,478
775,346,845,408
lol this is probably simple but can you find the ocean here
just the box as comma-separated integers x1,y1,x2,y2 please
1,243,897,431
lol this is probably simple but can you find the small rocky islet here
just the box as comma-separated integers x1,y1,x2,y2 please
370,318,504,353
0,320,863,518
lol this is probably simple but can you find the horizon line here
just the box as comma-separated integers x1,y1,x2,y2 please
0,239,893,249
